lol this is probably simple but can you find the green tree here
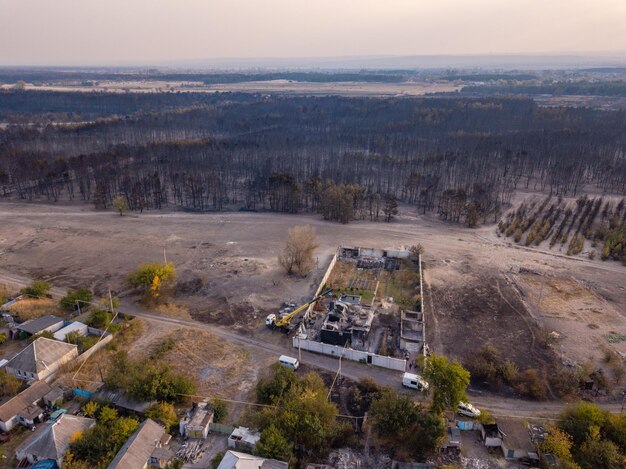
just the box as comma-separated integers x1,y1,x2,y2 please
112,196,129,216
558,402,609,446
422,354,470,414
539,427,581,469
369,387,419,439
255,424,292,461
20,280,50,298
212,399,227,423
146,402,178,431
256,363,298,404
0,371,22,397
128,262,176,299
578,436,623,469
87,308,113,329
82,401,99,418
60,288,93,312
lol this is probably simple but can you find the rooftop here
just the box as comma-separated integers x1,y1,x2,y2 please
229,427,261,446
16,414,95,462
0,380,52,422
6,337,77,374
16,315,64,335
107,418,168,469
187,402,213,428
217,450,288,469
498,418,535,452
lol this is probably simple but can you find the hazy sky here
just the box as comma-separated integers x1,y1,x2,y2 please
1,0,625,66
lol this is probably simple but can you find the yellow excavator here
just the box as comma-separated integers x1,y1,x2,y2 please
265,289,332,332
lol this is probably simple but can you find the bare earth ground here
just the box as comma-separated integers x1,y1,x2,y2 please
0,201,625,404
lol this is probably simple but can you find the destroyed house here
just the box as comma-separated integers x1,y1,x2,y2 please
320,298,373,347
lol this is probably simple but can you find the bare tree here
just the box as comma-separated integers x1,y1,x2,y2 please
278,224,319,277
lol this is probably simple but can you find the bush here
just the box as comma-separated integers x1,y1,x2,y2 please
514,368,548,400
60,288,93,312
86,309,113,329
128,262,176,299
212,399,227,423
20,280,50,298
146,402,178,432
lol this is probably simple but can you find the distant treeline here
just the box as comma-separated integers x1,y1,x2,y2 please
463,80,626,97
0,92,624,229
0,69,409,86
444,73,537,81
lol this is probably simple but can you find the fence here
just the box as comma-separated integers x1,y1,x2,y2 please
210,422,235,435
293,337,406,371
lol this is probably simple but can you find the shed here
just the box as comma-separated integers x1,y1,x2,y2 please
481,423,503,447
43,387,66,408
14,315,65,337
217,450,288,469
95,388,155,414
53,322,88,341
228,426,261,452
498,418,539,461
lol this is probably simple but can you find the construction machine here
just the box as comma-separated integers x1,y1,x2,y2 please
265,289,332,332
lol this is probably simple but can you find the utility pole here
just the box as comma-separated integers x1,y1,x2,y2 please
537,274,545,309
163,247,168,264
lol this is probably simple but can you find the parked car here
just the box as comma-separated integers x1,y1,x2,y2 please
457,401,481,418
402,372,429,391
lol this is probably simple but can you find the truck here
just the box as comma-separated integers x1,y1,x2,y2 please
265,289,332,333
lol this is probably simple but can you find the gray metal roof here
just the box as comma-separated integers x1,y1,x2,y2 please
16,414,95,462
16,315,64,335
0,380,52,422
6,338,77,374
107,419,167,469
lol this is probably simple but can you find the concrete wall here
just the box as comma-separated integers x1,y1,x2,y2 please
293,337,406,371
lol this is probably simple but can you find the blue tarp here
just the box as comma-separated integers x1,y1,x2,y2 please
30,460,58,469
73,388,93,399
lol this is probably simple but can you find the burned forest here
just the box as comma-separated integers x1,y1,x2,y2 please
1,91,625,227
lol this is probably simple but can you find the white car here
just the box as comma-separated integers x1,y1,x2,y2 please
457,401,481,418
402,372,429,391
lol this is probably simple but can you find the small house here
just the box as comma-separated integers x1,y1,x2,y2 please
53,321,88,341
12,315,64,339
180,402,213,439
0,380,52,431
15,414,95,467
228,426,261,452
43,387,66,408
498,418,539,461
107,418,172,469
217,450,288,469
5,337,78,382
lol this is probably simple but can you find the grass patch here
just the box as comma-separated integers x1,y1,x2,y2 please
605,332,626,343
8,298,63,321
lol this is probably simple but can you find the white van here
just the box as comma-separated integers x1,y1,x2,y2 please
402,372,429,391
278,355,300,370
457,401,481,418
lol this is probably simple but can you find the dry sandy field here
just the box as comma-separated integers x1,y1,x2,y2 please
0,200,625,399
0,80,460,97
